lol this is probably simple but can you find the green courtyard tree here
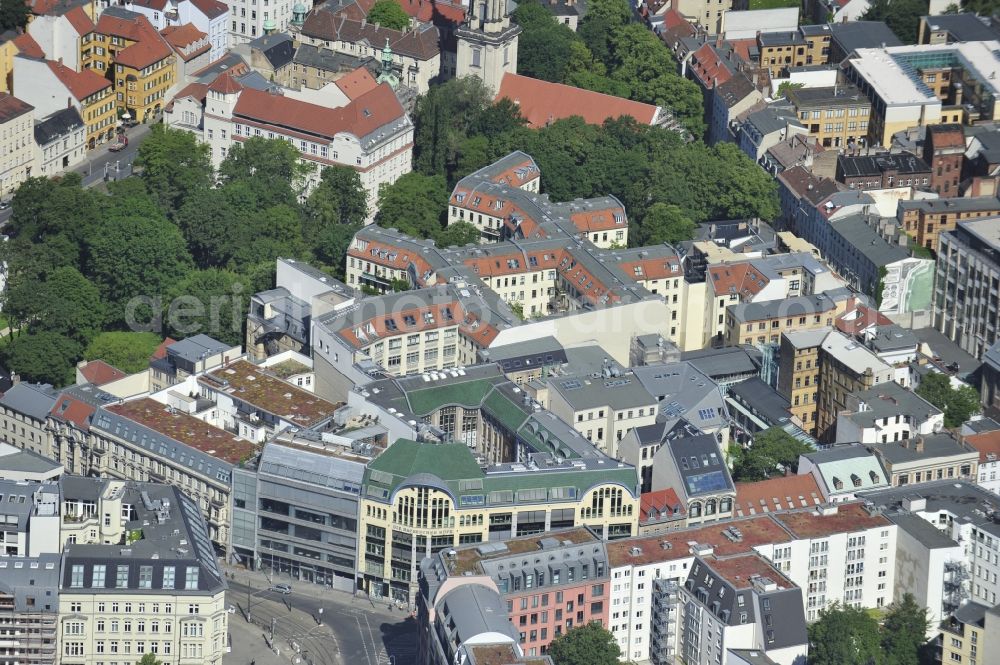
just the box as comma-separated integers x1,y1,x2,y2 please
303,166,368,264
135,654,162,665
13,267,105,344
367,0,411,29
860,0,929,43
435,221,481,248
547,623,620,665
808,603,882,665
84,332,165,374
164,269,247,346
915,372,981,427
0,0,29,31
85,213,194,326
638,203,697,245
135,125,212,216
219,137,309,207
882,593,930,665
730,427,812,481
3,332,82,387
375,172,449,239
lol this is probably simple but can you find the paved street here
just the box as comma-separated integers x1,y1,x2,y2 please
223,575,417,665
73,121,154,188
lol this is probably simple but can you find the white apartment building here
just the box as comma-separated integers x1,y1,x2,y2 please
547,372,659,458
967,430,1000,494
125,0,229,60
862,482,1000,613
0,94,36,198
34,107,87,177
195,72,412,213
59,478,229,665
836,381,945,445
772,503,897,621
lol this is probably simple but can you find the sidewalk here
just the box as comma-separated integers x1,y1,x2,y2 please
219,562,385,613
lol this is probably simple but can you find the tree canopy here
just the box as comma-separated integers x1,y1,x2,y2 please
375,172,450,240
547,623,621,665
860,0,929,44
0,0,30,32
809,595,930,665
512,0,705,136
84,332,165,375
808,603,882,665
915,372,981,428
3,332,82,387
367,0,411,29
729,427,812,481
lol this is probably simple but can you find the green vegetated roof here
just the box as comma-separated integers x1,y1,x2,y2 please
404,377,500,415
482,389,531,433
364,440,638,505
367,440,482,485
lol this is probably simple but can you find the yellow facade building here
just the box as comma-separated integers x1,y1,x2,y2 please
358,440,639,603
90,8,176,122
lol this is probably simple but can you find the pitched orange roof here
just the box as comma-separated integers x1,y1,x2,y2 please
12,33,44,58
150,337,176,361
207,70,243,94
334,66,378,101
50,395,99,432
708,262,770,300
618,254,681,281
190,0,229,18
496,73,659,128
689,43,733,89
46,60,111,101
64,5,94,35
568,205,626,233
233,83,404,141
78,360,126,386
161,23,209,61
161,23,207,48
0,92,33,123
96,12,173,68
394,0,465,24
639,488,686,525
965,431,1000,464
734,474,823,517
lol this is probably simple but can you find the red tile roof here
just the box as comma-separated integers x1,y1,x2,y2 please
207,71,243,94
161,23,209,61
50,395,99,431
708,262,770,300
660,7,689,30
190,0,229,18
150,337,177,361
689,43,733,89
12,33,44,58
0,92,34,123
96,12,174,68
233,83,404,141
64,5,94,35
773,502,891,539
706,552,794,589
129,0,169,11
106,397,256,465
46,59,112,101
334,66,378,101
496,73,659,128
165,81,208,111
965,431,1000,464
835,297,892,336
568,205,626,233
639,488,686,525
607,515,792,567
394,0,465,25
78,360,127,386
734,475,823,517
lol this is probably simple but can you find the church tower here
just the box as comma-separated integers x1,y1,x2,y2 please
455,0,521,96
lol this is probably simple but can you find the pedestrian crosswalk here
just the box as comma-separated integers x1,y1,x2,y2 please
378,633,417,665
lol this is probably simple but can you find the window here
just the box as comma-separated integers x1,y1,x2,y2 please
71,565,85,587
185,567,199,590
116,565,129,588
139,566,152,589
92,565,106,587
163,566,175,589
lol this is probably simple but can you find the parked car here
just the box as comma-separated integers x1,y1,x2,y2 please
269,583,292,594
109,141,127,152
0,201,9,210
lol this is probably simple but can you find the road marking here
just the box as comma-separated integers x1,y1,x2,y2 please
355,616,375,665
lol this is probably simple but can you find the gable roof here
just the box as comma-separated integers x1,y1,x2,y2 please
496,73,659,128
334,66,379,100
190,0,229,18
46,59,112,101
78,360,126,386
96,10,174,68
232,82,404,141
34,106,84,145
12,33,45,58
734,474,823,517
0,93,34,124
64,5,94,34
301,10,440,60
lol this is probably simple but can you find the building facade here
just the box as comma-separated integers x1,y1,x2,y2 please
935,218,1000,359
